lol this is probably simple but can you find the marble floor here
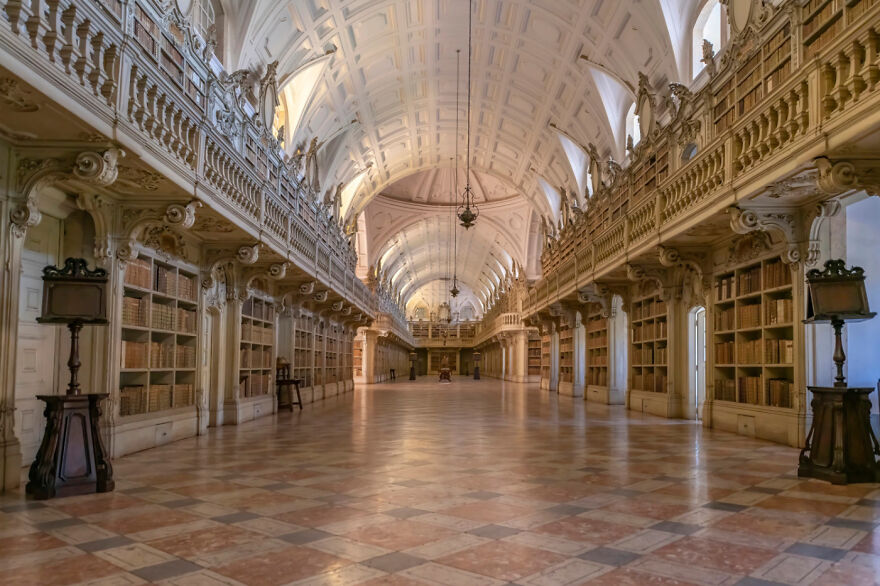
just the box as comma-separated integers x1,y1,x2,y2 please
1,379,879,586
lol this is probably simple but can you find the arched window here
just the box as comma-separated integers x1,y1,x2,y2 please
692,1,727,78
625,102,640,149
191,0,223,63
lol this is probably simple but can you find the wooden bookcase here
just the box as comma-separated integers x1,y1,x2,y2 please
630,290,668,394
353,338,363,378
713,21,793,133
326,325,339,386
540,333,551,382
558,325,574,384
119,254,198,417
586,304,609,388
410,321,429,338
239,297,275,398
314,326,325,387
712,255,794,408
527,336,542,377
294,315,314,388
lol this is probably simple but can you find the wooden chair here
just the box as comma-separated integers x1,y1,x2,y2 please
276,363,302,412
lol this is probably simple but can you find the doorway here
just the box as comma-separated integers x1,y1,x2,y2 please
689,306,707,420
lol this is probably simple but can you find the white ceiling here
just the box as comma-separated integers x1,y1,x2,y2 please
229,0,700,304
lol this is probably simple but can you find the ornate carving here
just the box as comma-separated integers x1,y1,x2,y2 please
116,166,163,191
73,149,125,186
236,244,260,265
299,281,316,295
727,231,772,265
192,216,235,233
9,198,42,238
728,206,800,264
0,78,39,112
42,258,107,278
142,225,187,260
165,200,202,229
313,290,329,303
815,157,880,196
267,263,287,280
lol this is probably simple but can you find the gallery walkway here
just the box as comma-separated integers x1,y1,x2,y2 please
1,379,878,585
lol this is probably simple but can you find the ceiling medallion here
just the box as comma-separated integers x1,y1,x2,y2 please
457,0,479,230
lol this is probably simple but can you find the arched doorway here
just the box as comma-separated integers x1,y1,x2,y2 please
688,306,707,420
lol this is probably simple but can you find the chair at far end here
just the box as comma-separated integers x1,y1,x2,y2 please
276,360,303,412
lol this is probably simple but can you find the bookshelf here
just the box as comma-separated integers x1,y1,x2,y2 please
713,21,794,134
294,315,314,388
558,325,574,384
540,332,551,384
630,289,668,394
527,336,542,377
353,338,363,378
119,254,198,417
239,296,275,399
712,255,794,409
585,304,609,388
326,325,340,387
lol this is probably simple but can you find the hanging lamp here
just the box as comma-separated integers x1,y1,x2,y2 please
457,0,479,229
451,49,462,298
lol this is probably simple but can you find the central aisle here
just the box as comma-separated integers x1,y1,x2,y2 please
1,379,878,585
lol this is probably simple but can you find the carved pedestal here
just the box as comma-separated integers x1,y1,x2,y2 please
799,387,880,484
26,394,114,499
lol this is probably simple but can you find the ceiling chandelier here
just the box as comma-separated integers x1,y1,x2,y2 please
450,50,462,298
457,0,479,230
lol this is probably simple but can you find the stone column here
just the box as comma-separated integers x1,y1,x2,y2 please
223,293,244,425
363,330,378,383
0,200,38,490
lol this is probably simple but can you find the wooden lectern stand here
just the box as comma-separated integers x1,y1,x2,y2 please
800,260,880,484
26,259,114,499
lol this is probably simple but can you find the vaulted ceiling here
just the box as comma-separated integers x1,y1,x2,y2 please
228,0,702,310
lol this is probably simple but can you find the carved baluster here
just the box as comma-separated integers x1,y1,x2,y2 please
847,40,866,102
797,80,810,133
101,44,118,105
865,29,879,90
25,0,44,48
88,31,106,96
832,52,851,109
59,5,76,73
74,18,90,85
42,0,59,62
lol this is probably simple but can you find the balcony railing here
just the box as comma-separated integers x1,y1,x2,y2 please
525,0,880,317
0,0,376,316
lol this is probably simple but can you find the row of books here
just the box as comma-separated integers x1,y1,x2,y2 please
738,339,763,364
155,266,197,301
242,298,275,322
763,261,791,290
715,306,735,331
241,323,274,344
715,341,735,365
240,347,273,369
738,304,762,329
633,346,667,365
122,296,148,327
588,370,608,386
587,334,608,347
632,299,666,320
121,341,148,369
714,376,793,408
633,372,667,393
765,339,794,364
633,320,668,341
739,266,763,296
124,258,152,289
766,298,794,326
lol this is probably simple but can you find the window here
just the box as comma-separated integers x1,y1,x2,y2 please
626,102,641,149
194,0,216,41
692,0,727,78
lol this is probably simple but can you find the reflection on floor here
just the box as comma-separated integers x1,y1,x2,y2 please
1,379,879,585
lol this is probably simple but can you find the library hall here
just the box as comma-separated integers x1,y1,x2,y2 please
0,0,879,584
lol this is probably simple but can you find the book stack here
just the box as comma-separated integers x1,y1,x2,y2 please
155,266,177,296
124,258,152,289
765,298,793,325
738,304,761,328
716,275,735,301
149,385,172,411
765,339,794,364
715,379,736,402
715,341,735,364
120,386,147,416
715,306,735,331
738,376,762,404
150,341,174,368
176,345,196,368
738,266,762,296
173,384,194,408
122,296,147,327
737,339,763,364
763,261,790,289
177,274,197,301
121,341,148,369
768,379,793,408
177,308,196,333
151,302,175,330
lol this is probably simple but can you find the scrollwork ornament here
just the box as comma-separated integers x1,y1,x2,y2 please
814,157,879,196
73,148,125,186
236,244,260,265
267,263,287,280
9,198,41,238
299,281,316,295
164,200,202,229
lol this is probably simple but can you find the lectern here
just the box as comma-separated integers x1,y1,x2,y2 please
27,258,114,499
800,260,880,484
